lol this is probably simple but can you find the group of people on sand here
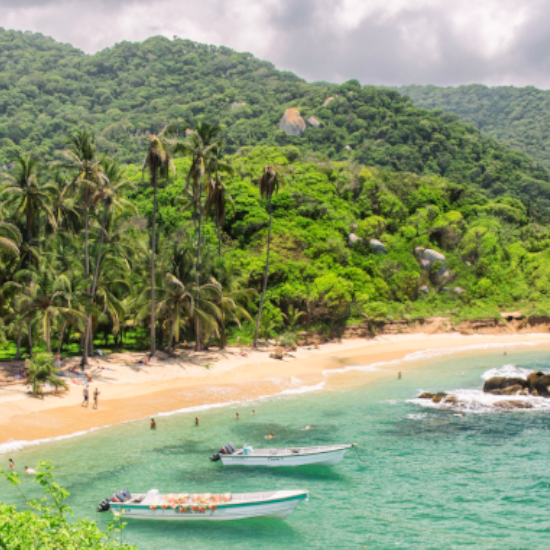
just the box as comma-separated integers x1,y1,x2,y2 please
82,385,100,409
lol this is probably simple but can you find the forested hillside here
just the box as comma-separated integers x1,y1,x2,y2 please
399,84,550,172
3,29,550,220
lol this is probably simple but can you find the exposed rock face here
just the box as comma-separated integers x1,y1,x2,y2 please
419,285,429,294
307,116,321,127
453,287,466,295
415,247,448,279
370,239,387,254
534,374,550,397
483,377,528,393
231,101,247,109
348,233,363,246
323,97,335,106
527,371,544,392
279,108,306,136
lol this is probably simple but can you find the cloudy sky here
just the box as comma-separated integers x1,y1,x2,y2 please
2,0,549,88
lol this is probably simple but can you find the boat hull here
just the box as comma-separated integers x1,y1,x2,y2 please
110,491,307,521
220,447,349,467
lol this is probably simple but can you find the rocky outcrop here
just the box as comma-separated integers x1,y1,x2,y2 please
348,233,363,246
483,372,550,398
527,371,544,392
230,101,247,109
307,116,321,127
415,247,448,279
534,374,550,397
279,108,306,136
370,239,387,254
323,97,335,106
419,285,429,294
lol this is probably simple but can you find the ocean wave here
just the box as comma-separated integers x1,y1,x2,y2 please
409,389,550,414
324,340,544,377
0,380,326,455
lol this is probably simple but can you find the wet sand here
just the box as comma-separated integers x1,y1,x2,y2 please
1,333,549,448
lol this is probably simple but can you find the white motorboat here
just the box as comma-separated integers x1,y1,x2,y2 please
212,444,352,467
98,489,308,521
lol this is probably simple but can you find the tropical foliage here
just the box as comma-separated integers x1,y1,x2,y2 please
0,462,136,549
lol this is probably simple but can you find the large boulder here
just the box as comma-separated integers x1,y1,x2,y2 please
370,239,387,254
415,247,448,279
348,233,363,246
483,377,506,393
491,384,524,396
307,116,321,127
527,371,544,392
534,374,550,397
279,108,306,136
493,400,533,410
500,377,528,390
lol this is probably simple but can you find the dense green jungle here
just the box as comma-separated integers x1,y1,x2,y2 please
399,84,550,172
1,29,550,362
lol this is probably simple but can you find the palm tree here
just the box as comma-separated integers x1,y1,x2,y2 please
283,305,305,330
205,173,235,257
182,124,227,350
0,154,57,264
0,221,21,257
57,129,102,278
142,127,177,357
25,352,67,398
81,157,136,367
253,165,286,348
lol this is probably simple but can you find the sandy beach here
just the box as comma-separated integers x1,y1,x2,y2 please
1,332,550,450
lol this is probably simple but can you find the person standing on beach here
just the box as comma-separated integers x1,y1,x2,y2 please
235,412,240,420
93,388,100,410
398,372,402,379
150,418,157,430
9,459,14,469
54,352,61,369
82,385,89,407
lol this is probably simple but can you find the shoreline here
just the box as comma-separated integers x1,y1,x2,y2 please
2,333,550,452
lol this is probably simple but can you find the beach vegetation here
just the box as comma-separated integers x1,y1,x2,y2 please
0,461,136,549
24,353,67,398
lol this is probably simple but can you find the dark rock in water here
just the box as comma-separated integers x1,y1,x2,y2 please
490,384,523,395
483,376,528,393
483,377,506,393
442,395,458,404
527,371,544,392
432,392,448,403
418,392,435,399
534,374,550,397
493,400,533,410
500,377,528,389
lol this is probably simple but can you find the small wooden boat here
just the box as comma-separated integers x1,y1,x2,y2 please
98,489,308,521
213,444,352,467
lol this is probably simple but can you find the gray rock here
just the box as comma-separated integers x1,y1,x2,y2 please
415,247,448,279
419,285,429,294
231,101,247,109
307,116,321,127
279,108,306,136
453,287,466,295
369,239,387,254
344,145,353,150
348,233,364,246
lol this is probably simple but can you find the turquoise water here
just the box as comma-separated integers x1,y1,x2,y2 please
3,347,550,549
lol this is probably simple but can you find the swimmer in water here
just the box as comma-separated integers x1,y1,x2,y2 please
453,413,464,417
251,410,256,415
265,432,275,440
195,417,199,426
235,412,240,420
301,425,314,431
25,466,36,475
397,372,402,379
9,458,14,469
150,418,157,430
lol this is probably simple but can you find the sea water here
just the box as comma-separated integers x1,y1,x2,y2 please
2,347,550,549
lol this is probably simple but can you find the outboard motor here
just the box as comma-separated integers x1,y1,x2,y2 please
97,488,130,512
210,442,236,462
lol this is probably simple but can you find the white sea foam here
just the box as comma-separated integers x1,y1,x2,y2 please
324,341,544,377
407,413,429,420
0,380,326,455
410,389,550,414
481,363,549,380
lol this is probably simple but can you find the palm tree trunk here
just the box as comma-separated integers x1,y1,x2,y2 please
168,321,175,352
253,196,273,347
27,320,33,358
216,203,222,257
26,202,33,265
194,173,203,351
150,168,158,358
58,321,67,354
46,314,51,353
84,186,90,278
82,200,110,366
15,323,23,360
